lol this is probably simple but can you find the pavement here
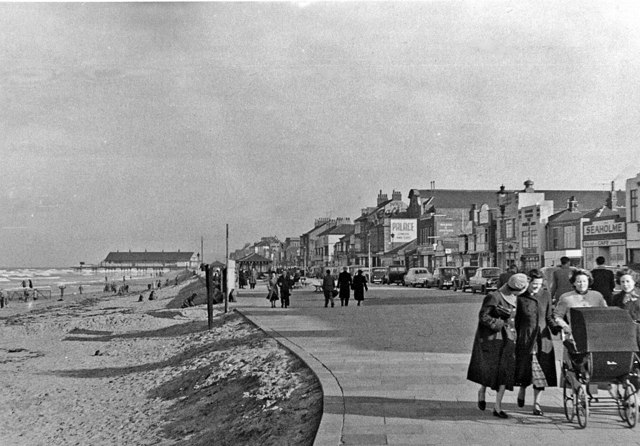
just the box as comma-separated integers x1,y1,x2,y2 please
234,283,640,446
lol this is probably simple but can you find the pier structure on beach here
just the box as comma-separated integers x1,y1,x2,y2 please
73,250,201,275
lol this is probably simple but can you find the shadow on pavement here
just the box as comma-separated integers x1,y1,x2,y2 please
324,395,594,428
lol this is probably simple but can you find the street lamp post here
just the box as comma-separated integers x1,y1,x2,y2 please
496,185,508,270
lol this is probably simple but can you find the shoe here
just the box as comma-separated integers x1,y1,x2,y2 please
517,398,524,408
493,409,508,419
533,404,543,416
477,400,486,411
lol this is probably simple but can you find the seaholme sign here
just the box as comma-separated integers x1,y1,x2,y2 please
584,220,625,236
583,218,626,248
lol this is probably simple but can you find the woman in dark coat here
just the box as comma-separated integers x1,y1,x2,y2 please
467,273,529,418
514,269,559,416
352,270,368,306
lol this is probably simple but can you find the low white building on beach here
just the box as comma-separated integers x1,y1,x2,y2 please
100,251,199,270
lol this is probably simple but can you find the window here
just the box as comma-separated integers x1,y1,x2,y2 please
506,219,514,238
552,227,561,250
522,231,529,248
564,226,576,249
631,189,638,222
530,229,538,248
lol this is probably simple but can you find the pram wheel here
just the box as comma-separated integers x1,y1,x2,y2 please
576,385,588,429
623,381,639,428
563,368,575,422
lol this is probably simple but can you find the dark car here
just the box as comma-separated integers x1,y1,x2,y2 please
433,267,459,290
469,267,502,294
384,265,407,285
454,266,478,292
371,267,387,284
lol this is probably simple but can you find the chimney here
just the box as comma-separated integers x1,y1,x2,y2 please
523,179,535,193
469,204,478,223
392,190,402,201
609,181,618,210
567,196,578,212
377,190,388,205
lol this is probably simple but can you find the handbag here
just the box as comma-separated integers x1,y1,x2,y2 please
494,304,511,319
331,289,339,298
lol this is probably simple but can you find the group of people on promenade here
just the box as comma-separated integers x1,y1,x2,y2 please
467,256,640,419
321,267,368,307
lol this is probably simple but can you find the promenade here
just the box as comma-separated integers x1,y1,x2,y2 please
236,284,640,446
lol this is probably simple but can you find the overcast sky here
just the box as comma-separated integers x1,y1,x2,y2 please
1,1,640,267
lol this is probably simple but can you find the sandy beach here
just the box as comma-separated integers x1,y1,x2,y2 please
0,276,321,446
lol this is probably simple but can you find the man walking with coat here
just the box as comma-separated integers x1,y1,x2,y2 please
591,256,616,305
322,269,336,308
337,267,353,306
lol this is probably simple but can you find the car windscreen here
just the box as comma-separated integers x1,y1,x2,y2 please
389,267,405,273
441,268,458,275
482,269,501,277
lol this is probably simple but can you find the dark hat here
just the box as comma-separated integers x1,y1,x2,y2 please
507,273,529,291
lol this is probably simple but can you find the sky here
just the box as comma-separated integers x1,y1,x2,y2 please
1,1,640,267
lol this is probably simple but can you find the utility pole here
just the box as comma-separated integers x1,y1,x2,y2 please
224,223,229,313
201,236,204,265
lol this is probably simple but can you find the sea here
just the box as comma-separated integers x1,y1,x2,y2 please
0,267,168,292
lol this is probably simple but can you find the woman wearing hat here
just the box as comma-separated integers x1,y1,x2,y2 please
514,269,560,416
467,273,530,419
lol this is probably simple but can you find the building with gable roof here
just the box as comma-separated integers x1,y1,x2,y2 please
314,222,354,269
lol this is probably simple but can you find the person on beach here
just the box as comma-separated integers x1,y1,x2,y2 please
0,289,5,309
148,290,155,301
337,267,352,307
322,269,336,308
514,269,559,416
352,270,368,306
467,273,529,419
277,271,294,308
58,284,66,301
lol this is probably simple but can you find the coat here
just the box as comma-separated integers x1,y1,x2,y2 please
514,289,559,388
352,274,368,301
337,271,352,299
467,290,517,391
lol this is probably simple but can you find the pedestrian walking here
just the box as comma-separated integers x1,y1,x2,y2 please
514,269,559,416
239,269,246,289
591,256,616,305
352,270,368,306
611,268,640,350
551,256,575,304
553,269,607,331
337,267,352,306
467,273,529,419
58,284,66,301
267,272,279,308
0,289,5,309
497,264,518,288
322,269,336,308
277,271,294,308
249,267,258,290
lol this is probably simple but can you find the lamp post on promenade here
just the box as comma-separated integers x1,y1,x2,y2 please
496,185,508,270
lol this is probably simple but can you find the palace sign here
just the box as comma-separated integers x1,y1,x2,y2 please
390,219,417,243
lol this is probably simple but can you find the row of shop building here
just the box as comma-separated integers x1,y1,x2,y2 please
230,173,640,274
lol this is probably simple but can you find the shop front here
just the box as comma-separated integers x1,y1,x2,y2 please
582,215,626,269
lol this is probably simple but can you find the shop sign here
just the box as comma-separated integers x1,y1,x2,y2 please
390,219,417,242
583,239,625,247
584,220,625,236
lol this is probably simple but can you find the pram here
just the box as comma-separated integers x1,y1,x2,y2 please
562,307,640,428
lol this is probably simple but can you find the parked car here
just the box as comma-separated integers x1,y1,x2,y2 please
469,267,502,294
403,267,434,287
433,267,459,290
384,265,407,285
370,267,387,284
454,266,478,292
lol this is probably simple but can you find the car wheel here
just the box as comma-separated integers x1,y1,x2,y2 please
471,286,476,294
438,281,443,290
481,285,486,294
